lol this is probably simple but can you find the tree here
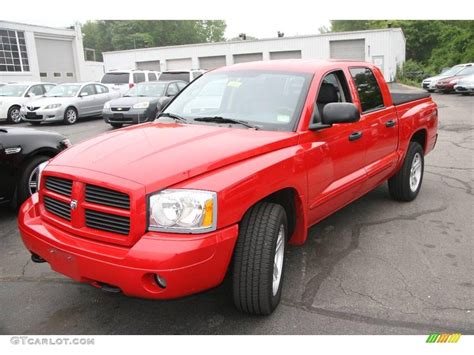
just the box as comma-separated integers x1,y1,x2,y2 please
82,20,227,61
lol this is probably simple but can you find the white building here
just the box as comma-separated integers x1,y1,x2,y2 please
0,21,104,83
103,28,405,82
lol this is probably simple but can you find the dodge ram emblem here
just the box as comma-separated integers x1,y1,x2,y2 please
70,200,78,210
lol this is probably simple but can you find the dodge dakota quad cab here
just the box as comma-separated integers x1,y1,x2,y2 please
18,60,438,315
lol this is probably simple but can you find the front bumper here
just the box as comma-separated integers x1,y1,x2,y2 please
19,194,238,299
103,108,154,125
20,107,65,122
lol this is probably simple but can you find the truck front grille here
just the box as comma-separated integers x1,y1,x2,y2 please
44,196,71,221
45,177,73,197
85,184,130,210
85,209,130,235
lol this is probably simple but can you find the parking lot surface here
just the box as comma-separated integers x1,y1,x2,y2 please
0,87,473,335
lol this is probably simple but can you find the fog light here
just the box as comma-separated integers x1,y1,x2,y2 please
154,274,167,289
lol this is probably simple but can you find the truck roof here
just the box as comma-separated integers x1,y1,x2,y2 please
214,59,373,74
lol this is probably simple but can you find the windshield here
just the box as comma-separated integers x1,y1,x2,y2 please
101,73,130,84
125,82,166,97
457,66,474,76
441,65,464,77
45,84,81,97
163,70,312,131
0,84,29,97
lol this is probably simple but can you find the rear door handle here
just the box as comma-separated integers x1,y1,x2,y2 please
385,119,396,128
349,131,363,141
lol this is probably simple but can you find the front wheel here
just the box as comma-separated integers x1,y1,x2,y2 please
7,106,22,123
17,155,50,206
388,142,424,201
232,202,288,315
63,107,78,125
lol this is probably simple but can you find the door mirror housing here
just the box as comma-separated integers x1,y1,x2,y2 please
80,92,89,97
309,103,360,131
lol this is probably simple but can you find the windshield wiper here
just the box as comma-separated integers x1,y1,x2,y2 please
193,116,260,130
157,112,188,122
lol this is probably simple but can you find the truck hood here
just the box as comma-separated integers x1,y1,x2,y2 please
49,122,298,190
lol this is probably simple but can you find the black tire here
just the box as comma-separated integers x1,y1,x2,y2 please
232,202,288,315
388,142,424,202
63,107,78,125
7,105,22,124
17,155,49,206
427,89,435,93
110,123,123,128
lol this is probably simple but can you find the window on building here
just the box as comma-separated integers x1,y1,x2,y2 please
40,72,47,77
54,72,61,77
66,72,74,77
0,29,29,72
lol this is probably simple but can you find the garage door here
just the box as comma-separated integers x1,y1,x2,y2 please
233,53,263,64
35,37,76,83
166,58,192,70
199,55,226,69
329,39,365,61
270,50,302,60
136,60,161,71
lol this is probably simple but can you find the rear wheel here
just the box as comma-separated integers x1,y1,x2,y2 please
17,155,49,206
7,105,22,124
232,202,287,315
388,142,424,202
63,107,78,125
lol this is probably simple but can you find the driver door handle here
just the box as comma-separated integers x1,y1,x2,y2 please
385,119,396,128
349,131,363,141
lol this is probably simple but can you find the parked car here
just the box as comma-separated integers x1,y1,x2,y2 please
0,126,71,208
0,82,56,123
158,69,206,83
454,74,474,95
103,80,186,128
101,69,160,95
18,60,438,315
421,63,471,92
435,65,474,93
21,82,120,125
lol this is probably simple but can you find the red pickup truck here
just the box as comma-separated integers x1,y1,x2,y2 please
18,60,438,315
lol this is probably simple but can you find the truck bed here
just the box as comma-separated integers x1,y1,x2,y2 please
391,91,431,106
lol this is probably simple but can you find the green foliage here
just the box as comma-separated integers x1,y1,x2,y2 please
82,20,227,61
329,20,474,76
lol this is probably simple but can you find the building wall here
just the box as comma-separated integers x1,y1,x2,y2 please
103,29,405,82
0,21,104,83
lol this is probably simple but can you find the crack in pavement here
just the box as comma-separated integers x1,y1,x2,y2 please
426,164,474,171
300,204,448,309
281,299,474,334
425,170,473,195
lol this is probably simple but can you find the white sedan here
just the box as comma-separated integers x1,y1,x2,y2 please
0,82,56,123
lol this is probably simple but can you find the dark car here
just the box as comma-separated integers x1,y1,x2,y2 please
0,126,71,208
102,80,187,128
435,64,474,93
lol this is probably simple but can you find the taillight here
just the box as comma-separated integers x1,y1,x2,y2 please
129,83,135,89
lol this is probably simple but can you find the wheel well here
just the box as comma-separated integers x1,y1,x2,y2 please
410,129,427,152
261,188,298,239
8,104,20,114
65,106,78,115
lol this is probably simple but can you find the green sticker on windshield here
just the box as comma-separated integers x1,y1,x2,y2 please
227,81,242,88
277,114,290,123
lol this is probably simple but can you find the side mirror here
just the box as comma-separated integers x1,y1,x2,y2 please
309,103,360,130
27,93,36,97
80,92,89,97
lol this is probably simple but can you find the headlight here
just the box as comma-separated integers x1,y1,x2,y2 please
44,104,61,109
148,189,217,233
60,138,72,149
37,161,49,192
133,101,150,109
104,101,111,109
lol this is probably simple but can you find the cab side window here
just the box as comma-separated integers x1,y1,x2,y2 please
349,67,384,113
95,84,108,94
133,73,146,83
314,71,351,122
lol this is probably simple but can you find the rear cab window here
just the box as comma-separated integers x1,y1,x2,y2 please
349,67,384,113
159,72,190,82
101,73,130,84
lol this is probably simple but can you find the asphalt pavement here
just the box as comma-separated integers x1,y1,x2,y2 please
0,86,472,334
